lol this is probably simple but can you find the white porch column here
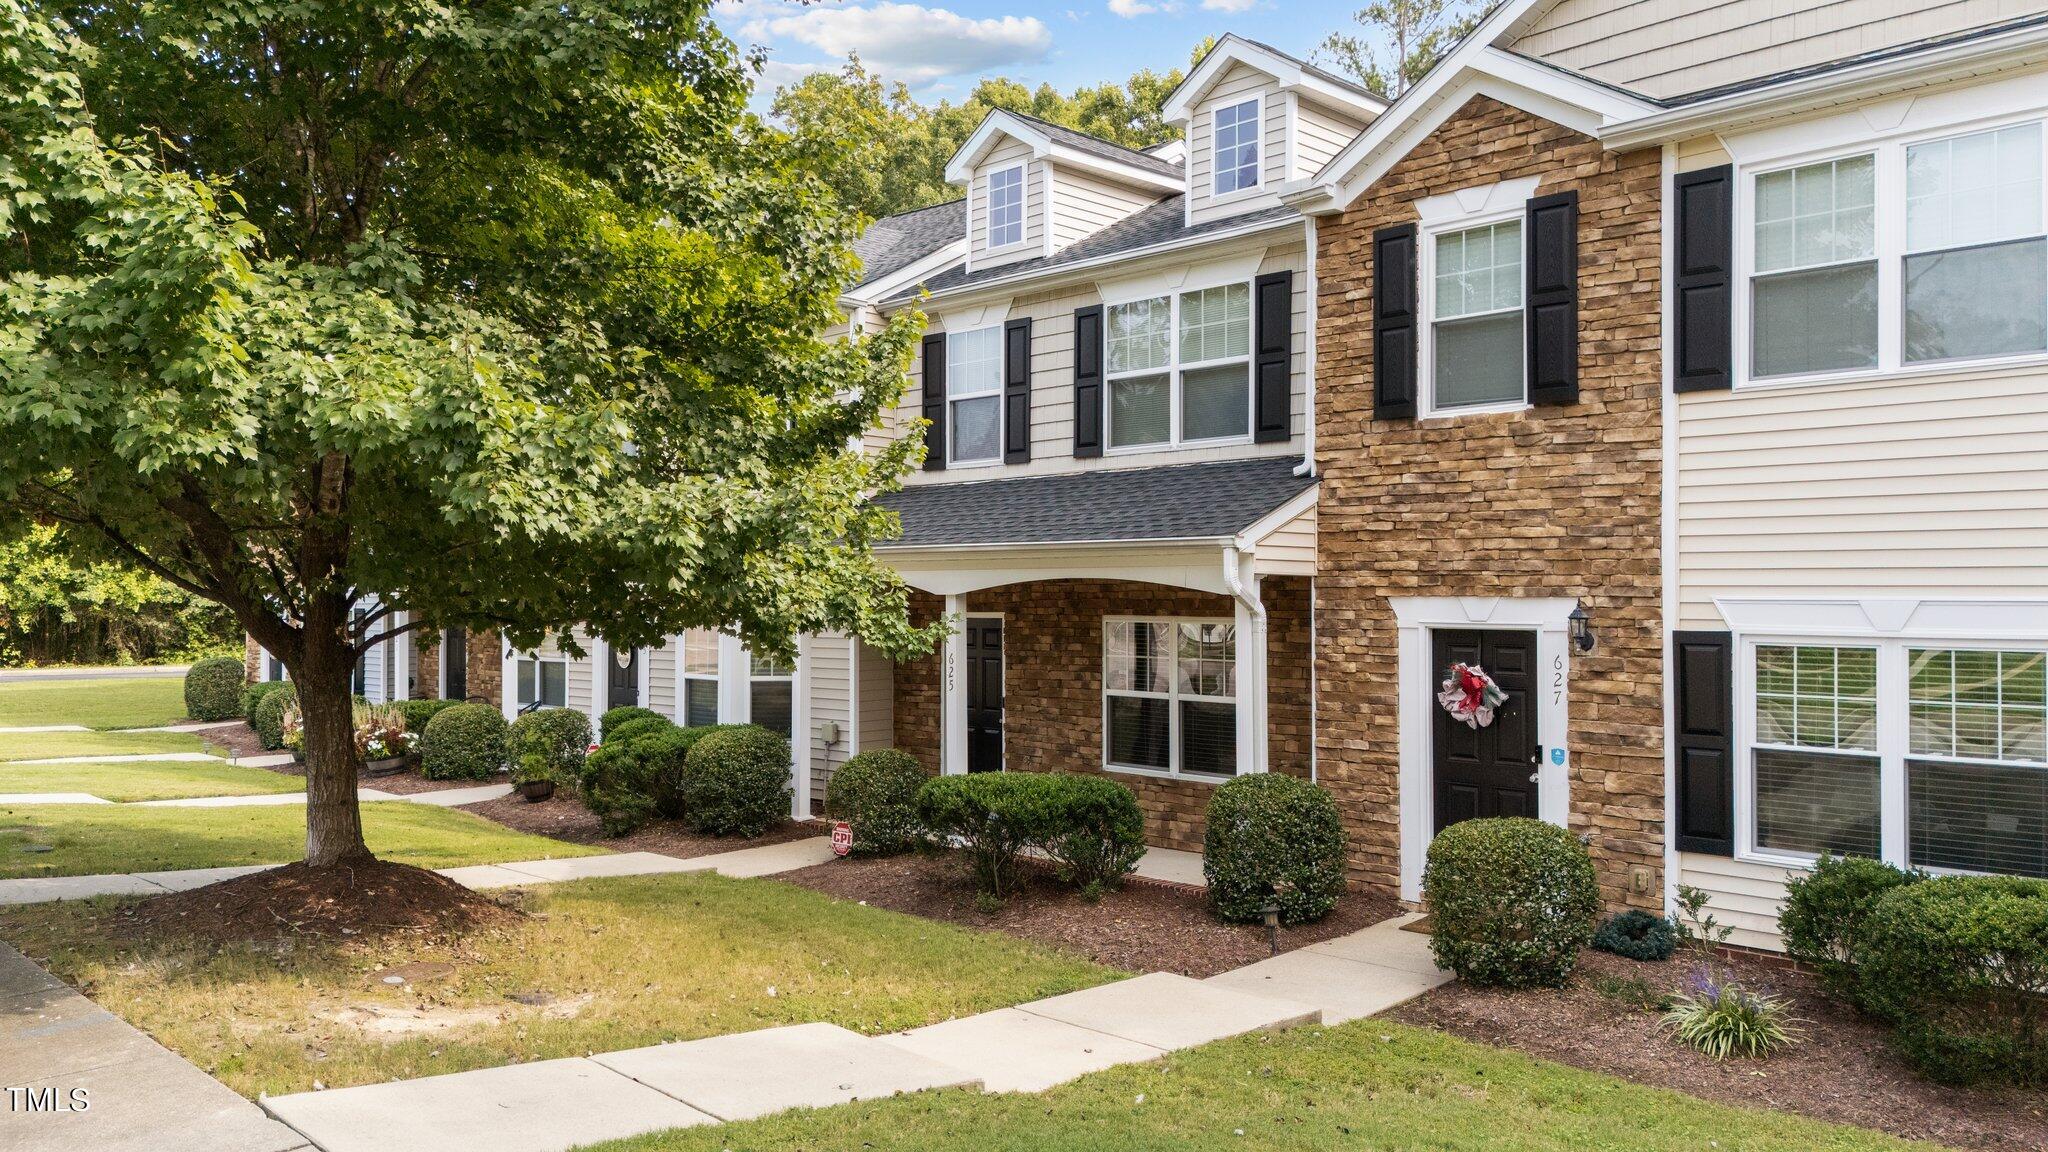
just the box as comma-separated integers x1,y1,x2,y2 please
588,634,609,722
499,639,517,721
718,634,748,723
791,637,812,819
1231,559,1268,778
941,594,968,776
393,614,411,702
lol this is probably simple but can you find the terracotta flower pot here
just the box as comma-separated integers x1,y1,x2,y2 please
517,779,556,802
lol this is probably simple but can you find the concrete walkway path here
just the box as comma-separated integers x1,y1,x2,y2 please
0,724,90,734
8,752,224,766
0,792,112,805
0,665,188,682
0,784,512,808
0,941,307,1152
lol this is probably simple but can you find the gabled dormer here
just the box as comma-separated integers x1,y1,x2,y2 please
1164,35,1387,227
945,109,1184,274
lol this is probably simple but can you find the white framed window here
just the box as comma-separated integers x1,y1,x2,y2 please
1105,281,1252,450
1736,110,2048,386
946,326,1003,465
1211,97,1260,197
1425,216,1525,413
987,165,1024,249
1103,618,1236,779
1739,638,2048,880
748,649,794,739
680,629,720,727
516,656,567,709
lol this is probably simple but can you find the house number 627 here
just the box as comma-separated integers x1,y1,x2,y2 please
1552,654,1565,705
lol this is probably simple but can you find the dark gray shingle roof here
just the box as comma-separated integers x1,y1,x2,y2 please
1236,36,1387,107
875,457,1315,549
1004,111,1185,181
889,196,1297,301
848,199,965,292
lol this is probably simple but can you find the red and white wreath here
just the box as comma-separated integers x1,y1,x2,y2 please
1438,663,1508,729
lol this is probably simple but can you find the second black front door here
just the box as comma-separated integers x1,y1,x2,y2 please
1433,628,1538,831
609,647,640,710
443,627,467,701
966,619,1003,773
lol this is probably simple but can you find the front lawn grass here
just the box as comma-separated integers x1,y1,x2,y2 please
0,872,1121,1098
0,802,603,879
0,728,213,762
0,676,189,729
584,1020,1929,1152
0,760,303,802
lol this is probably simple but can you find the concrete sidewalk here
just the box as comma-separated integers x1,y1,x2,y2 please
0,783,512,809
0,665,189,682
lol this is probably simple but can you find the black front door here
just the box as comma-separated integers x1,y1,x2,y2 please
609,647,640,710
1433,628,1538,831
966,619,1003,773
443,627,467,701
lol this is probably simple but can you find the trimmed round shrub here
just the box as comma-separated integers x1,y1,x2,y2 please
826,749,930,856
183,657,246,721
1779,854,1921,1005
1423,817,1599,988
1857,875,2048,1086
1043,775,1146,892
1591,909,1679,962
508,707,593,784
681,725,793,837
917,773,1068,899
599,705,661,742
238,679,291,722
579,741,655,836
604,714,671,749
1203,774,1348,925
421,702,509,780
249,683,297,750
397,697,461,735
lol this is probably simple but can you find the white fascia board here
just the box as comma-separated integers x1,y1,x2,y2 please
1162,34,1388,127
1599,22,2048,151
1233,483,1318,551
841,239,968,309
944,111,1051,184
1045,144,1185,194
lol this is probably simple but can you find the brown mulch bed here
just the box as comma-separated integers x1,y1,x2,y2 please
1388,946,2048,1150
117,858,517,945
202,721,265,758
458,790,825,857
255,760,488,795
776,851,1402,977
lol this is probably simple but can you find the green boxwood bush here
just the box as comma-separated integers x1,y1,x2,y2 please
183,656,246,721
1203,774,1348,925
825,749,930,856
1856,875,2048,1087
604,714,671,749
579,741,655,836
1042,774,1145,892
397,698,461,735
917,773,1067,899
1779,854,1922,1005
1591,909,1679,962
681,725,792,837
508,707,593,785
599,705,661,742
1423,817,1599,988
420,702,509,780
238,679,291,722
248,683,297,750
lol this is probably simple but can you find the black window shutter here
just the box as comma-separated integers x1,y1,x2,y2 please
1373,223,1418,421
1252,270,1293,443
920,332,947,471
1072,304,1104,458
1525,191,1579,407
1673,630,1735,856
1003,318,1032,464
1674,165,1734,393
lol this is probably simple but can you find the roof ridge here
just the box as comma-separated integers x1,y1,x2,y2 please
996,109,1184,175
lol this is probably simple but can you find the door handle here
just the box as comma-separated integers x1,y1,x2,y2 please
1528,772,1540,783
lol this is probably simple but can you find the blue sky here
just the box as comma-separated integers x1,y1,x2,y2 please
712,1,1372,107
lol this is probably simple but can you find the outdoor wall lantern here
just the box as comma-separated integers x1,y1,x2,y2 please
1569,605,1595,653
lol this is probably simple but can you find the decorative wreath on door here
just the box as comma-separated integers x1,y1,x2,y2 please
1438,663,1508,729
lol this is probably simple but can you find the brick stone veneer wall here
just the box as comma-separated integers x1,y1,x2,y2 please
894,576,1312,852
1315,95,1665,910
243,634,263,683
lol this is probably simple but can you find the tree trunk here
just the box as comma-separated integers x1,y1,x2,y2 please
296,633,372,868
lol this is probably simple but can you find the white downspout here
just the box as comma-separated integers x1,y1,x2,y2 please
1295,215,1318,478
1223,546,1269,773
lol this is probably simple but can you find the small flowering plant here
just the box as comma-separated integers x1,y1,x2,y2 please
280,703,305,753
1660,966,1801,1060
354,703,418,762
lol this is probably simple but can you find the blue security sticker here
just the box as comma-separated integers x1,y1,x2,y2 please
1550,747,1566,766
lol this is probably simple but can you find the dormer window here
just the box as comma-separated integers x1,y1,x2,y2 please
1212,98,1260,196
988,165,1024,249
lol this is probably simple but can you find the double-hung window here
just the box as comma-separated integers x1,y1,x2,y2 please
1105,283,1251,449
1429,218,1525,411
748,650,794,739
947,326,1003,465
1104,619,1236,778
1212,98,1260,196
987,165,1024,249
516,655,567,709
1743,640,2048,880
1741,113,2047,383
680,629,720,727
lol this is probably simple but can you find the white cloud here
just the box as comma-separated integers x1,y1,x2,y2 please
738,2,1053,84
1108,0,1179,15
1200,0,1258,10
755,58,828,90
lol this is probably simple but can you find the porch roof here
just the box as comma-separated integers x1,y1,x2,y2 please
874,457,1316,550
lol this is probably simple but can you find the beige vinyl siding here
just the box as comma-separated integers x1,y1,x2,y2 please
1675,135,1733,174
1677,853,1806,951
856,641,896,755
533,630,594,717
1293,99,1368,180
1187,63,1288,226
1252,504,1316,576
805,633,853,807
896,239,1310,484
1674,364,2048,629
1510,0,2037,99
1050,165,1156,251
645,638,675,720
970,138,1043,271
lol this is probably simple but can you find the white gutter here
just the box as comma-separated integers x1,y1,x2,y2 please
1296,214,1318,478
